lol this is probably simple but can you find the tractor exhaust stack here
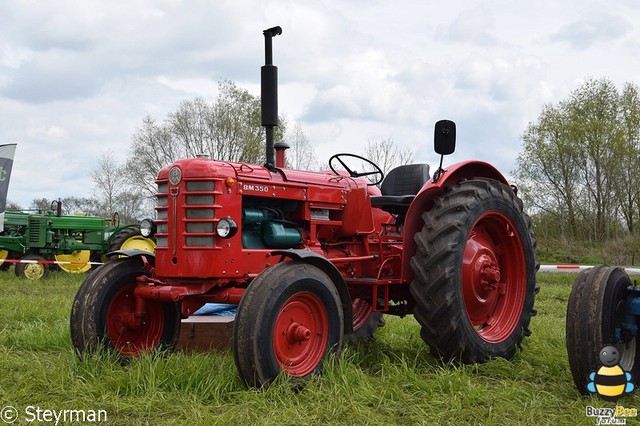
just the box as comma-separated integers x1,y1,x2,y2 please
261,26,282,171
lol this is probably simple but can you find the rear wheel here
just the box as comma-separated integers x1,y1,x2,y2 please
233,261,344,388
55,250,92,273
15,254,49,279
0,249,11,270
344,298,385,343
566,265,640,394
70,257,180,357
410,179,538,363
109,227,156,254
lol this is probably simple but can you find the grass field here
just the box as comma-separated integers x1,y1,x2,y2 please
0,271,639,425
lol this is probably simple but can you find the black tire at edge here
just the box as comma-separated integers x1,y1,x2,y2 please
566,265,639,395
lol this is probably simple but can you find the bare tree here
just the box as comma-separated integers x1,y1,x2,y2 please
285,121,318,170
91,151,148,222
91,151,121,217
364,138,414,175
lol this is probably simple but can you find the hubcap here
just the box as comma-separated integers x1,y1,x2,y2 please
462,211,526,343
23,263,45,280
273,291,328,377
120,236,156,253
55,250,92,273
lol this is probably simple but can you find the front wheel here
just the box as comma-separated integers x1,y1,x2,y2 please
70,257,180,357
233,261,344,388
566,265,640,394
410,179,538,363
15,254,49,279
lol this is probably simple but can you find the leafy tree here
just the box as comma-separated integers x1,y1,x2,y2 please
616,83,640,233
126,80,286,196
515,78,640,242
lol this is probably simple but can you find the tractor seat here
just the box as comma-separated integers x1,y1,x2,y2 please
370,164,430,214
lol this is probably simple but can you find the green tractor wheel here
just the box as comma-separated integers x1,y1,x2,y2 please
109,227,156,254
15,255,50,280
0,249,11,271
55,250,92,273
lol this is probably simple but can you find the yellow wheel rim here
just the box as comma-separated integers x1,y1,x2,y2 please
0,249,8,267
23,263,46,280
119,236,156,253
55,250,92,273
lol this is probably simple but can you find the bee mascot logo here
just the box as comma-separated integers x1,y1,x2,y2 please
587,345,635,402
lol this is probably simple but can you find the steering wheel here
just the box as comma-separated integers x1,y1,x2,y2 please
328,153,384,186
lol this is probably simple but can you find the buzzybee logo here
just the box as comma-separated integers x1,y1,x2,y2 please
587,345,635,402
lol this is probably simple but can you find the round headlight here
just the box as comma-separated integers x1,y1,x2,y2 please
140,219,156,238
168,166,182,185
216,217,238,238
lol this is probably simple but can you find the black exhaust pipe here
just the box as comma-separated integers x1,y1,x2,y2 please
261,26,282,171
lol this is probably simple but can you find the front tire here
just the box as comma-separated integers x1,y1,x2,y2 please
15,254,49,279
70,257,180,357
233,261,344,388
566,265,640,394
410,179,538,363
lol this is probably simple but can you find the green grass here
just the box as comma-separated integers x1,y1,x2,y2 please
0,271,639,425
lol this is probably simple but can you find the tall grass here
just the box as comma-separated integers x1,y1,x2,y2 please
0,270,638,425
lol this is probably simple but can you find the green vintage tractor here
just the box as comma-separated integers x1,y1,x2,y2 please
0,201,155,279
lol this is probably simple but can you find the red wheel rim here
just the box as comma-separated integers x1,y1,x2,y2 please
106,284,165,356
351,298,373,331
273,291,328,377
461,211,526,343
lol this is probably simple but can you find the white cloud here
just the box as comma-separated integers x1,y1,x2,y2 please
0,0,639,207
551,13,632,49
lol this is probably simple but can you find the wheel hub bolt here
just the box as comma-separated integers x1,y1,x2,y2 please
286,322,311,343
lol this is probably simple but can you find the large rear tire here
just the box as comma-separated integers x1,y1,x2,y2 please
566,265,640,394
55,250,92,274
233,261,344,388
410,179,538,363
109,227,156,254
70,257,180,357
0,249,12,270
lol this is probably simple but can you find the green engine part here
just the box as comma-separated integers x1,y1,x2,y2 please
262,221,302,248
241,207,301,249
27,216,47,248
242,208,268,225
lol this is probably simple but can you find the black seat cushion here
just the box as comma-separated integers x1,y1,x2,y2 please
371,164,430,215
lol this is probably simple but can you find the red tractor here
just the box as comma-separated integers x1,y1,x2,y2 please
70,26,538,388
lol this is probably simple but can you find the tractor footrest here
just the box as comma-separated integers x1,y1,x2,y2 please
178,315,234,351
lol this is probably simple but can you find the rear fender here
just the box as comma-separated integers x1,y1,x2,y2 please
401,161,509,282
272,249,354,334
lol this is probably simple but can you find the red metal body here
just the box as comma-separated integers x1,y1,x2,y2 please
133,156,508,322
69,28,538,389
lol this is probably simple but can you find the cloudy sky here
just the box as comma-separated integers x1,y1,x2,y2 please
1,0,638,208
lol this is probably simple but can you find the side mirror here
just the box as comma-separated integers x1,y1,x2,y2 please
434,120,456,155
